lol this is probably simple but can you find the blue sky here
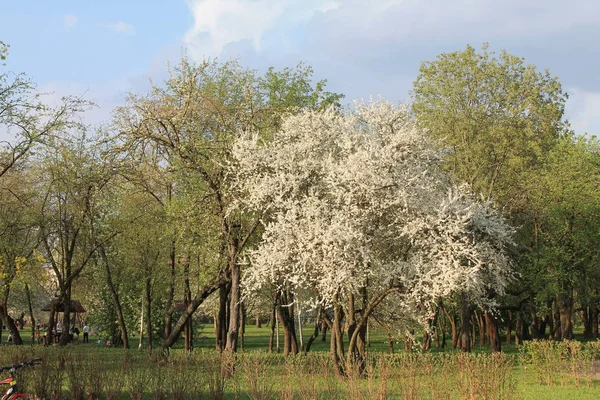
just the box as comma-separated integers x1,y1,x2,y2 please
1,0,599,137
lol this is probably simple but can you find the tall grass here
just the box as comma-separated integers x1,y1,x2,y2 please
0,341,597,398
520,339,600,387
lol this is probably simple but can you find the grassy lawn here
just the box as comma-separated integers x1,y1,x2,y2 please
1,324,600,398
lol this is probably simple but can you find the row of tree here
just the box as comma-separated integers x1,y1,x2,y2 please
0,43,598,373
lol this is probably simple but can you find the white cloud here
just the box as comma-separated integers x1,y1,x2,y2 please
566,88,600,136
183,0,341,59
99,21,135,34
183,0,600,64
63,14,77,30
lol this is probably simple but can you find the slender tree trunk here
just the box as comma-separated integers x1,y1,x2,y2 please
471,314,476,349
304,306,321,353
184,257,192,352
48,308,56,345
255,314,261,328
269,300,276,353
25,284,35,344
582,307,592,338
423,307,439,351
225,254,240,352
387,332,395,354
405,333,414,352
139,295,144,349
164,239,176,341
216,284,229,351
442,303,458,348
145,274,152,350
506,310,512,345
592,306,599,338
515,311,526,345
297,302,304,351
539,315,548,338
321,319,328,342
477,310,485,347
474,310,486,347
240,301,246,352
460,293,471,352
529,304,540,340
552,302,561,340
99,246,129,349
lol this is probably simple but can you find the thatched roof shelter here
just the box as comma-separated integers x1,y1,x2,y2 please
41,299,86,313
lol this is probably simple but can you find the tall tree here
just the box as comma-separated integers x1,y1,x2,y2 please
0,56,90,178
412,43,567,205
114,58,342,351
412,44,568,350
37,135,113,345
522,135,600,340
234,101,514,372
0,166,40,344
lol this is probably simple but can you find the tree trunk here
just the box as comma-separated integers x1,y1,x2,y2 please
0,303,22,345
552,302,561,340
330,299,345,375
539,315,548,338
582,307,592,338
58,287,73,346
558,294,573,340
25,284,35,344
48,308,56,345
269,301,276,352
145,275,152,349
515,310,530,344
485,312,501,352
321,319,328,342
304,306,321,353
530,304,540,340
277,289,298,356
255,314,261,328
216,283,229,351
184,257,192,352
387,332,395,353
505,310,512,345
460,293,471,352
98,246,129,349
592,306,599,338
240,301,246,352
225,256,240,352
423,307,439,351
163,239,176,342
297,302,304,351
163,276,228,349
405,333,414,352
442,303,458,349
477,310,485,347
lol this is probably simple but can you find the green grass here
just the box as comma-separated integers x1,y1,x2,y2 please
1,325,600,399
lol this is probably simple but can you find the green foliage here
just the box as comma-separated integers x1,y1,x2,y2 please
412,43,568,204
0,41,7,64
520,135,600,305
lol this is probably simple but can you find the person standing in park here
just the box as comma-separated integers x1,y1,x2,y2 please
34,326,41,344
56,321,62,343
83,324,89,343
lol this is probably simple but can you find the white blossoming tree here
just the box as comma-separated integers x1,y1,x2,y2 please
232,101,513,372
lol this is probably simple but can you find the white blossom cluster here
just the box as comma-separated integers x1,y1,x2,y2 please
232,100,514,316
